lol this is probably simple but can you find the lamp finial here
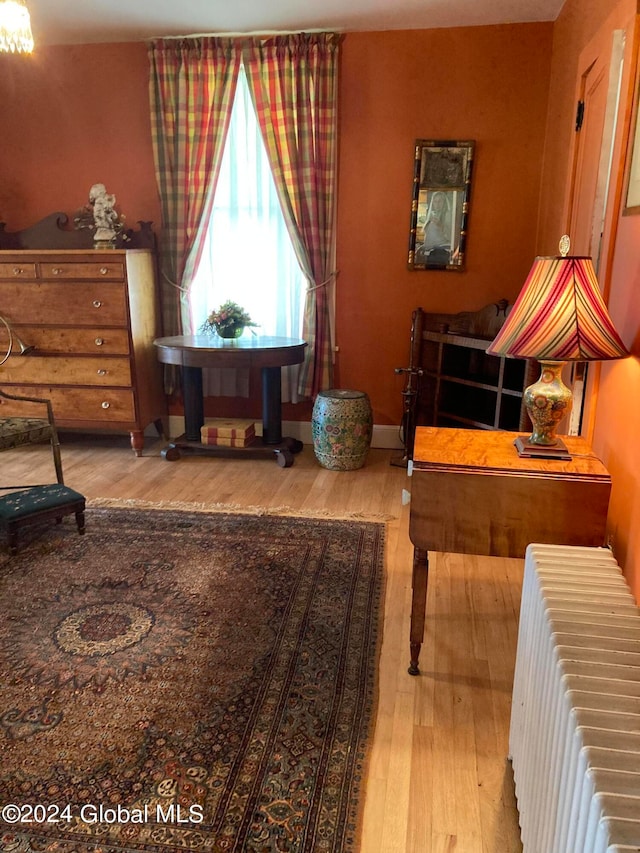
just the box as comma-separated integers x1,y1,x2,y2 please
559,235,570,257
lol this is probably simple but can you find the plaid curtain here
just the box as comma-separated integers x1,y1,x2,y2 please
148,38,241,338
242,33,341,398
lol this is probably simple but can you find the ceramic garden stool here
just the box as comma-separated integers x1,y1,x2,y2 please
312,389,373,471
0,484,86,556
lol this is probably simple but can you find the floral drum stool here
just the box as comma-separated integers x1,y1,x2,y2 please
312,389,373,471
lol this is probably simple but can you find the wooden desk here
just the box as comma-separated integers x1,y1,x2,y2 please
407,426,612,674
154,335,307,467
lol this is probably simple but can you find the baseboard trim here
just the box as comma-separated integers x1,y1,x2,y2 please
165,417,403,450
372,424,404,450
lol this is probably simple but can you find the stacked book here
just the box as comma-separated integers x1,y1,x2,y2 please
200,419,257,447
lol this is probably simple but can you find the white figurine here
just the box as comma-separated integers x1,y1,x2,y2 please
89,183,119,244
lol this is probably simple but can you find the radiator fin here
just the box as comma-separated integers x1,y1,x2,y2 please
510,543,640,852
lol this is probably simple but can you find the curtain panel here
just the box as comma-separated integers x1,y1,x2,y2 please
148,37,240,339
242,33,341,398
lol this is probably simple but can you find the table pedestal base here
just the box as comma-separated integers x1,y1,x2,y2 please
161,435,303,467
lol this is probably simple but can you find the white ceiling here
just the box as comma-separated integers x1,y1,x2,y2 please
27,0,566,46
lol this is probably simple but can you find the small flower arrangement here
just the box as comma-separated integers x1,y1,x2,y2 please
201,301,258,338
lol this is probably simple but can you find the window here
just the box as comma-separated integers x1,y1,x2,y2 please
189,67,306,349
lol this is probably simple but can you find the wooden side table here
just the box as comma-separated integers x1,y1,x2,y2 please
407,426,612,674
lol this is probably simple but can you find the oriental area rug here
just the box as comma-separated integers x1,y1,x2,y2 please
0,506,385,853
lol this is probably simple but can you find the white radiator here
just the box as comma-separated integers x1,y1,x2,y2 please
509,543,640,853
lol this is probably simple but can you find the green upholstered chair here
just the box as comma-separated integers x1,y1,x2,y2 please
0,388,65,488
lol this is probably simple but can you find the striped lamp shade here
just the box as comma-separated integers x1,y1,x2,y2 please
487,255,629,361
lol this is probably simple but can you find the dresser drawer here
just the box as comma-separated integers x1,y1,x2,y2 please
38,261,125,281
0,386,136,423
8,327,130,355
0,262,37,280
0,356,132,386
0,282,128,325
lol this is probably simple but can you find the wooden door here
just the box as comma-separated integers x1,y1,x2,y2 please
565,27,626,435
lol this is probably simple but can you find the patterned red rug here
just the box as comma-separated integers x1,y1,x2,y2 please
0,506,385,853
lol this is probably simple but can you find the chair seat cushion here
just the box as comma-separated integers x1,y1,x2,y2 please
0,417,53,450
0,485,85,521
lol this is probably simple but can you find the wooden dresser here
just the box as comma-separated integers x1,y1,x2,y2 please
0,249,166,455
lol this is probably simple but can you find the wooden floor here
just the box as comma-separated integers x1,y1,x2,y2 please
1,434,524,853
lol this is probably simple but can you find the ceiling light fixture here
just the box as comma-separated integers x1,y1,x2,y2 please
0,0,34,53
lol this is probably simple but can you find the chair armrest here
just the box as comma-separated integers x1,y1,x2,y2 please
0,389,57,424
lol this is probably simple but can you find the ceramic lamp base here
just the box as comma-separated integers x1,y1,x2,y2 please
521,360,573,453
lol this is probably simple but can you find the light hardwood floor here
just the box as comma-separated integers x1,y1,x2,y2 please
1,434,524,853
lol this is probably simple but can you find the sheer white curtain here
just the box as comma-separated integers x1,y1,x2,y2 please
189,66,307,402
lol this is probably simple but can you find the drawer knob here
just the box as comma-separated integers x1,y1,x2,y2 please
99,267,109,275
95,338,104,346
92,300,102,308
101,401,110,409
97,369,107,375
12,267,23,275
52,268,63,275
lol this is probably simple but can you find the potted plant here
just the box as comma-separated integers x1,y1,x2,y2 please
201,301,258,339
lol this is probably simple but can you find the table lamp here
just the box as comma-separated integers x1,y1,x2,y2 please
486,236,629,459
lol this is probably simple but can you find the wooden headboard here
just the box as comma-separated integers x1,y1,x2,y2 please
0,212,156,251
393,300,536,465
418,298,511,338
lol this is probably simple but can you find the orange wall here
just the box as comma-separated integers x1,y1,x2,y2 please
335,25,552,424
593,204,640,594
0,43,160,234
585,9,640,598
536,0,640,595
0,24,552,426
